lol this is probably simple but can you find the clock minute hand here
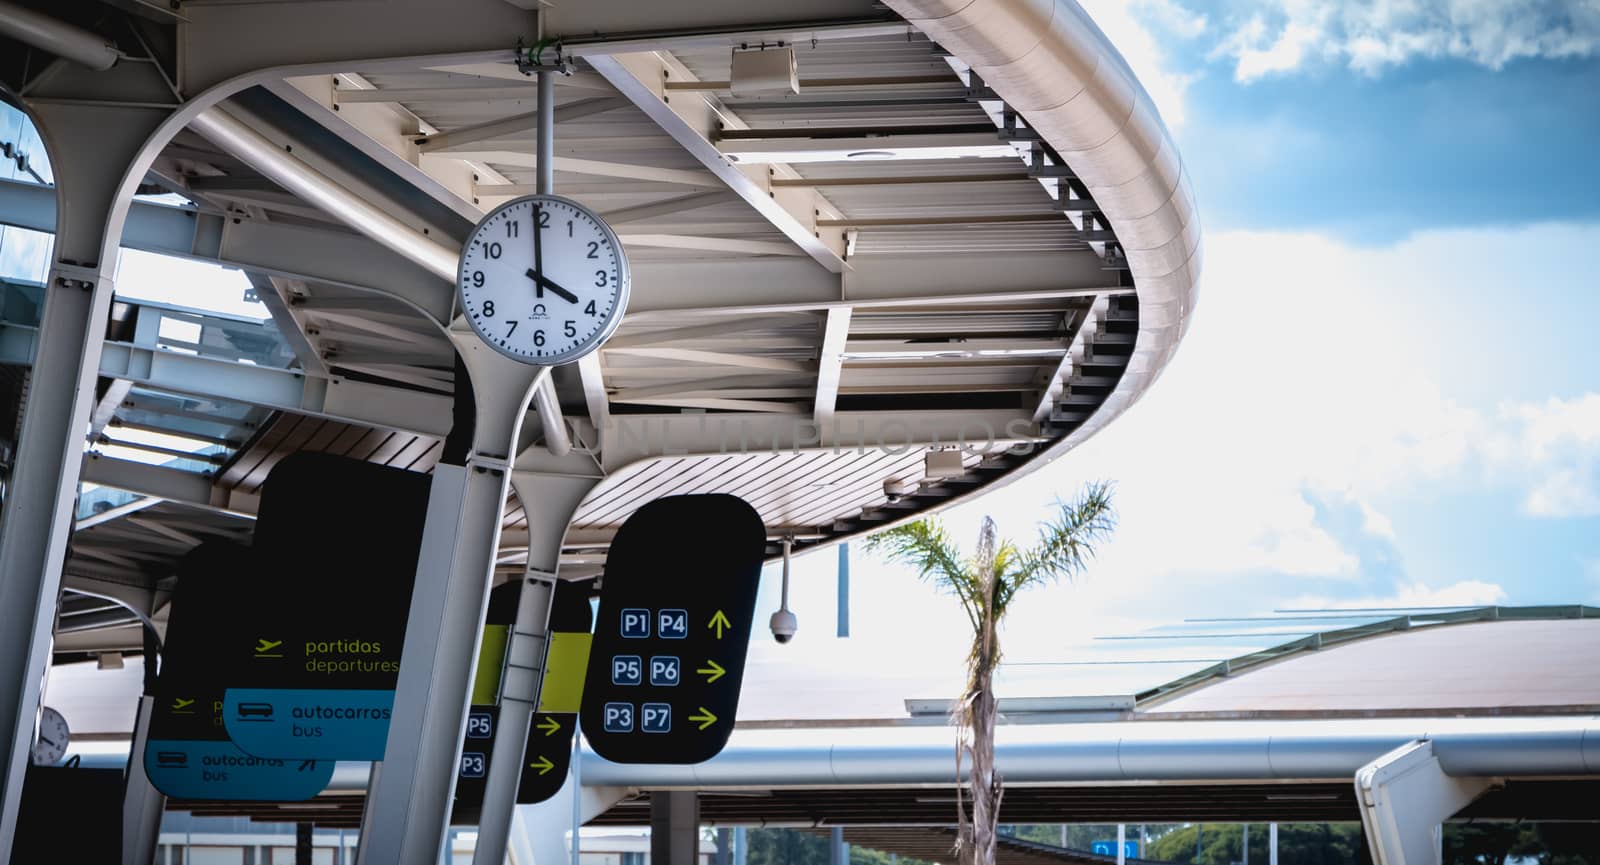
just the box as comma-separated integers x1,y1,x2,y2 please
533,204,544,274
536,274,580,305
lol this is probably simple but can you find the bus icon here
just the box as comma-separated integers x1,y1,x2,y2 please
236,702,274,721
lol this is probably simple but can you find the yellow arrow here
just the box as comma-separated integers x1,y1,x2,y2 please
708,610,731,639
529,755,555,775
696,660,726,684
537,716,562,737
688,707,718,731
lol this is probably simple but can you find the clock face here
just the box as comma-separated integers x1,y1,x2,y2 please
30,706,68,766
457,195,630,365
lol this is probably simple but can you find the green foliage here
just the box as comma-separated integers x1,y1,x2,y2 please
1146,824,1364,865
737,824,1600,865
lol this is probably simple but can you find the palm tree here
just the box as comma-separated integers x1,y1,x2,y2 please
865,481,1116,865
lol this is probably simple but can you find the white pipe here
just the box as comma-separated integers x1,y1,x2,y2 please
73,715,1600,791
188,107,572,455
0,1,121,71
189,108,460,282
577,716,1600,787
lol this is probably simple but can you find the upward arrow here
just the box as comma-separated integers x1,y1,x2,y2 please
708,610,731,639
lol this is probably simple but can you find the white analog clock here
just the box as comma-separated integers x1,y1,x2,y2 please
457,194,630,365
30,706,69,766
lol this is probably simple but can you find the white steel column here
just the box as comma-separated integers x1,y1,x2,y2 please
1355,740,1491,865
0,98,167,853
122,696,166,865
471,455,601,865
1117,825,1126,865
356,341,545,865
1269,824,1278,865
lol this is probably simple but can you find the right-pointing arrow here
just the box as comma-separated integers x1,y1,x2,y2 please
696,660,726,684
688,707,717,730
529,755,555,776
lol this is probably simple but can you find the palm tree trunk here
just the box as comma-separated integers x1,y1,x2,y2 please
962,597,1002,865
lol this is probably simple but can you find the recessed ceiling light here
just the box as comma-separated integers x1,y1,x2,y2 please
847,150,896,160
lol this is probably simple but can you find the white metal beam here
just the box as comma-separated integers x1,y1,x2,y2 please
586,52,849,272
1033,296,1109,422
79,454,258,518
1356,740,1492,865
414,97,628,153
814,307,851,423
597,408,1039,470
453,152,723,187
616,233,803,257
601,191,731,225
603,346,812,373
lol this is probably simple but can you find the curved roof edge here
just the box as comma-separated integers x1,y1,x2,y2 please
886,0,1200,451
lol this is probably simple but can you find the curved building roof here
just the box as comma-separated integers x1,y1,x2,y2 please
0,0,1199,657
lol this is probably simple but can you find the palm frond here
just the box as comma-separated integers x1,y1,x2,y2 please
865,518,982,630
1008,480,1117,591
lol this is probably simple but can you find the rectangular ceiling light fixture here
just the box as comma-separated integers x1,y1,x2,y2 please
730,45,799,97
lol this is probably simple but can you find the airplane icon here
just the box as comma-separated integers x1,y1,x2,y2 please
254,638,283,657
170,697,195,713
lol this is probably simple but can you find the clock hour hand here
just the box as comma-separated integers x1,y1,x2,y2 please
524,268,579,304
535,274,580,305
39,736,60,749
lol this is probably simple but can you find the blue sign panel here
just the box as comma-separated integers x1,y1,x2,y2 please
603,702,634,733
223,688,393,760
1091,842,1140,859
649,656,680,687
219,454,429,761
640,703,672,733
144,738,332,801
612,655,642,686
621,609,651,638
143,542,333,801
657,609,689,639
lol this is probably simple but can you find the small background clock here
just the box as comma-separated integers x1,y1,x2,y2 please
30,705,69,766
456,194,630,365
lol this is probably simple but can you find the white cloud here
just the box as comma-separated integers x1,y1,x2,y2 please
1285,580,1510,610
931,223,1600,619
1216,0,1600,81
1079,0,1207,128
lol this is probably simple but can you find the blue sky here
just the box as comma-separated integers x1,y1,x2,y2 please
743,0,1600,710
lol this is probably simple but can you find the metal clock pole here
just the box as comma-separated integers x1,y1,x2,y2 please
355,62,561,865
468,61,569,865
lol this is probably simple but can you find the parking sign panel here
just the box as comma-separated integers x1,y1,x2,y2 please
621,609,651,638
603,703,634,733
657,609,688,639
650,657,680,687
641,703,672,733
580,494,766,764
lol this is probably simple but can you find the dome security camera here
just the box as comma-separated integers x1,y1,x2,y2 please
883,477,916,504
769,608,798,644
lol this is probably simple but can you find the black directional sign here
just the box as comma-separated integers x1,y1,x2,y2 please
580,494,765,764
220,452,430,762
518,578,593,803
453,579,595,821
145,541,333,801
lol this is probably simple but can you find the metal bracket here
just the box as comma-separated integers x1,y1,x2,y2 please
514,39,576,77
